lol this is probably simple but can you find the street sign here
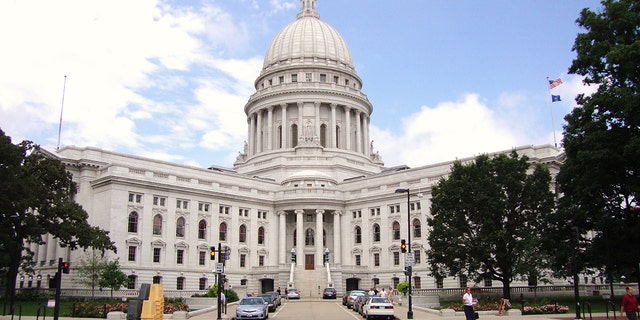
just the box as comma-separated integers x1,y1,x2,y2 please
405,253,414,267
215,263,224,273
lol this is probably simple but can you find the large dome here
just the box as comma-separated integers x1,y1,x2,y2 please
262,0,354,71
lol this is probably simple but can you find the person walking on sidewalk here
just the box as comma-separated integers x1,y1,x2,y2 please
463,287,475,320
621,286,639,320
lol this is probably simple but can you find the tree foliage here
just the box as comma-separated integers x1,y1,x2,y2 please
76,250,108,299
0,129,116,304
554,0,640,282
426,152,556,299
99,258,129,299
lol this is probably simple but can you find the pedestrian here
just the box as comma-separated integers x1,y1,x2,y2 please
220,291,226,314
380,288,387,298
388,287,395,304
277,286,281,297
462,287,475,320
497,297,506,316
621,286,639,320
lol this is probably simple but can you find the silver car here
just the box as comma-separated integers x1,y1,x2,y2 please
236,297,269,320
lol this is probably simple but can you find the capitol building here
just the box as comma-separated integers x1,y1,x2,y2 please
27,0,562,297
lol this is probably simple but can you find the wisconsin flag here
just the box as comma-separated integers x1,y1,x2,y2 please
549,78,563,89
552,95,561,102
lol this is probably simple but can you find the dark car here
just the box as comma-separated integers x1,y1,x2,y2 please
346,290,366,308
265,291,281,306
259,294,277,312
322,287,337,299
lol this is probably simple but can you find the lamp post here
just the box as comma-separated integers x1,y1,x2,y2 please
395,188,413,319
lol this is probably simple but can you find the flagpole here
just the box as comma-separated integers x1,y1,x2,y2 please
546,77,558,147
56,75,67,150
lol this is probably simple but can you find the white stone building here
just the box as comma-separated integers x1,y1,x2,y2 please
25,0,562,297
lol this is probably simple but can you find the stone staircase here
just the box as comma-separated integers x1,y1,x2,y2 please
291,265,329,298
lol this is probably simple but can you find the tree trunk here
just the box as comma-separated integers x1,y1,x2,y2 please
5,238,24,315
502,280,511,300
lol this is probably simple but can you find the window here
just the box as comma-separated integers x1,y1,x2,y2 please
389,204,400,214
352,210,361,219
344,79,349,86
459,274,468,288
291,124,298,147
370,207,380,216
333,76,339,84
373,278,380,287
153,276,162,284
355,226,361,244
259,255,265,266
258,210,268,219
305,228,314,246
410,201,421,211
240,254,246,268
355,254,361,266
128,246,136,262
320,74,326,82
413,219,421,238
239,225,247,243
240,279,248,286
258,227,265,245
393,252,400,266
268,79,272,86
413,250,421,264
198,220,207,240
373,224,381,242
199,277,207,290
374,253,380,266
484,278,492,287
436,276,444,289
129,192,143,203
198,202,211,212
279,76,284,84
239,208,249,217
393,277,400,289
153,248,161,263
291,74,297,82
153,196,166,207
176,217,185,237
153,214,163,235
305,73,312,81
219,223,227,241
128,212,139,233
177,199,189,210
306,214,313,222
128,275,137,289
392,221,400,240
199,251,206,266
176,249,184,264
219,205,230,215
413,276,421,289
320,124,327,147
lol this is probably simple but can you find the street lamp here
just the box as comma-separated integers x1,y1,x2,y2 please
324,248,330,264
395,188,413,319
290,248,296,263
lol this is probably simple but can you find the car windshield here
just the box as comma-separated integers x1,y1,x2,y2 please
240,298,265,305
370,297,390,304
351,292,365,296
287,289,297,292
260,295,273,302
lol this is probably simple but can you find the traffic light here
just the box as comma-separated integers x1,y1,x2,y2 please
210,246,216,260
62,261,70,274
404,266,412,276
401,239,407,253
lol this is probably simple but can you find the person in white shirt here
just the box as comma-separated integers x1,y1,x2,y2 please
380,288,387,298
462,287,474,320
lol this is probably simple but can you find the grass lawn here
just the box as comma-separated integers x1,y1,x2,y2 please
2,299,76,317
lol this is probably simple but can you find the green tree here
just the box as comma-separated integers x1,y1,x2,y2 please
76,250,107,299
0,129,116,310
99,258,129,299
426,152,556,299
553,0,640,285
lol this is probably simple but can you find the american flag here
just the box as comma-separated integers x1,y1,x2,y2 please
549,78,563,89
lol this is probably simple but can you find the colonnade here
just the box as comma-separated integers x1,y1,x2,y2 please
277,209,342,267
246,102,371,157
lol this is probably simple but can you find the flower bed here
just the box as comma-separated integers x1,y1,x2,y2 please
523,304,569,314
72,298,189,318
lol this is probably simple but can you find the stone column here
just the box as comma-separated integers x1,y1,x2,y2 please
330,103,337,148
364,115,370,155
249,113,256,156
295,209,304,267
278,211,286,265
256,109,263,153
356,110,362,153
281,103,288,148
345,106,351,151
315,209,324,267
333,210,342,264
314,102,321,138
267,106,273,151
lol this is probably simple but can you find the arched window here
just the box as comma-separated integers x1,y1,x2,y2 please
239,224,247,243
153,214,163,235
198,220,207,240
291,124,298,147
128,211,138,233
355,226,362,244
413,218,422,238
320,124,327,147
176,217,185,237
219,222,227,241
373,223,381,242
305,228,314,245
392,221,400,240
258,227,265,245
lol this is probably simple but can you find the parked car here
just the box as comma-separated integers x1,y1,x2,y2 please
353,295,369,315
265,291,281,306
258,294,277,312
286,288,300,299
322,287,337,299
346,290,366,308
342,290,352,305
362,296,394,320
236,297,269,320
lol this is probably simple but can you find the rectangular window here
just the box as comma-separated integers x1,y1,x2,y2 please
127,275,137,289
259,255,265,266
393,252,400,266
268,79,273,86
177,277,184,290
176,249,184,264
436,276,444,289
410,201,421,211
239,208,249,217
484,278,492,287
153,196,166,207
128,246,136,262
374,253,380,267
414,250,421,264
370,207,380,216
199,251,206,266
177,199,189,210
219,205,230,215
153,248,161,263
199,278,207,290
305,73,312,82
459,274,468,288
389,204,400,213
258,210,268,219
279,76,284,84
199,202,210,212
291,74,298,82
240,254,246,268
355,255,361,266
129,192,143,204
333,76,339,84
344,79,349,86
320,74,326,82
413,276,421,289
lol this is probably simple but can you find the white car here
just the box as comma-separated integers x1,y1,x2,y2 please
286,288,300,299
362,296,394,320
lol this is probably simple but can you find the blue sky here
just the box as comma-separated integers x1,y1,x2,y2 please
0,0,601,169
